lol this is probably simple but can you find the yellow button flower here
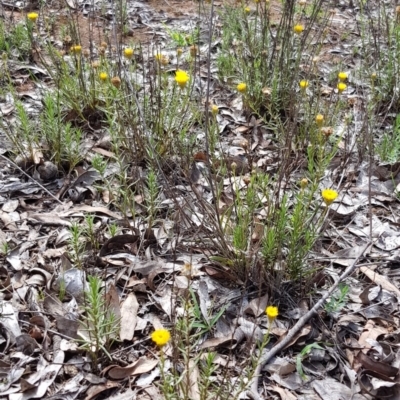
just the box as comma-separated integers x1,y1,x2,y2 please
211,104,219,116
266,306,279,322
151,329,171,347
99,72,108,81
294,24,304,34
337,82,347,93
315,114,324,127
244,6,251,13
237,82,247,93
123,48,134,59
70,45,82,54
321,189,338,206
338,71,348,81
299,80,309,90
175,70,189,88
27,12,39,22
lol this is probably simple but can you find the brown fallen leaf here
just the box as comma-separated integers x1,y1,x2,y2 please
199,335,236,350
243,293,269,317
358,319,388,354
356,352,399,378
187,359,200,400
106,357,158,380
64,205,121,220
120,293,139,341
84,381,119,400
359,266,400,298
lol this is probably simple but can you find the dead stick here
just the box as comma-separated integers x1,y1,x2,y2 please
246,241,371,399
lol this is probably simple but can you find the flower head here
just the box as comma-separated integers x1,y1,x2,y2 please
299,80,309,90
70,45,82,54
123,47,134,59
27,12,39,22
237,82,247,93
244,6,251,13
190,45,198,57
321,126,333,137
300,178,308,189
315,114,324,127
99,72,108,81
337,82,347,93
371,72,377,80
266,306,279,322
294,24,304,34
155,53,169,66
151,329,171,346
211,104,219,116
321,189,338,206
175,70,189,88
176,48,183,57
111,76,121,88
338,71,348,82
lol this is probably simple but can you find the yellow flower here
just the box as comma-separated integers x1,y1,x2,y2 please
211,104,219,116
300,178,308,188
175,70,189,88
151,329,171,346
338,71,348,81
321,189,338,206
371,72,377,80
266,306,279,322
315,114,324,127
299,80,309,90
337,82,347,93
244,6,251,13
27,12,39,22
123,48,134,59
294,24,304,34
99,72,108,81
70,45,82,54
237,82,247,93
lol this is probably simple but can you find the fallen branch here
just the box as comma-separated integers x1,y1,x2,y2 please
246,241,371,400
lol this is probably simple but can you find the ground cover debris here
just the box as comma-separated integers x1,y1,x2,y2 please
1,0,400,399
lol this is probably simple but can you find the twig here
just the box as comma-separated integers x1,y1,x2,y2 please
246,240,371,399
0,154,64,204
